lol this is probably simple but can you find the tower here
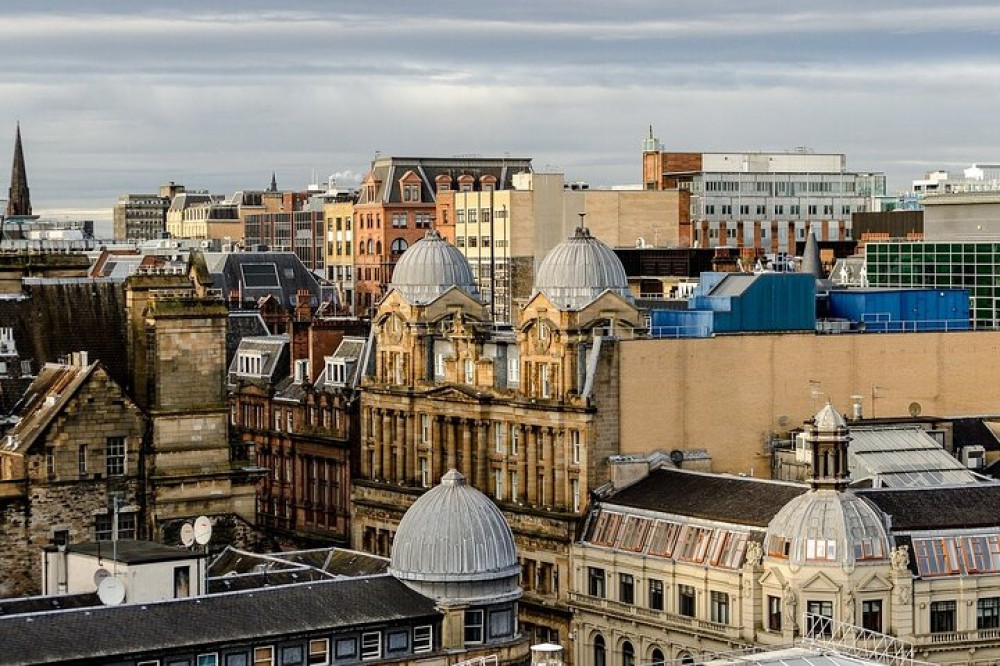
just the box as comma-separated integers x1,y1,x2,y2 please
6,123,32,217
269,171,278,192
807,402,851,491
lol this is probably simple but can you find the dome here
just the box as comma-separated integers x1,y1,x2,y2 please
814,402,847,432
533,227,632,310
389,229,480,305
390,469,520,604
765,490,891,567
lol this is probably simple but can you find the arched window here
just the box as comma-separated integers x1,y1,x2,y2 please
622,641,635,666
679,653,694,666
391,238,408,255
651,648,665,666
367,239,374,254
358,241,365,255
593,635,606,666
375,241,382,255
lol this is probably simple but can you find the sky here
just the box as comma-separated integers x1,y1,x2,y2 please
2,1,1000,223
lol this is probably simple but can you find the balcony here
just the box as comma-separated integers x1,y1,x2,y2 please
568,592,744,642
913,626,1000,649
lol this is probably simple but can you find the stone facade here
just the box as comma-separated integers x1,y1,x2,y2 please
0,362,146,596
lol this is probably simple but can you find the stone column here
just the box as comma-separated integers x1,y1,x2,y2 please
476,420,490,489
433,416,445,483
444,417,457,474
395,412,406,485
554,427,566,510
410,414,421,484
544,427,555,509
460,419,473,481
372,408,383,479
360,407,372,478
516,425,527,503
382,410,393,481
526,425,538,505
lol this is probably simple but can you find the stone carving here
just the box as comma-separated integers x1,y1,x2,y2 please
891,545,910,572
745,541,763,567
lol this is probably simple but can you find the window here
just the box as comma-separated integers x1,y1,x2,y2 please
174,565,191,597
197,655,219,666
710,591,729,624
510,471,518,499
361,631,381,660
540,364,550,398
253,647,274,666
593,634,606,666
862,599,883,632
106,436,126,476
494,468,504,500
335,638,357,660
420,458,430,488
978,597,1000,630
391,238,408,254
619,573,634,604
237,352,263,376
756,204,766,215
494,423,505,453
678,585,696,617
78,445,87,475
768,595,782,631
808,204,818,216
434,353,445,379
307,639,329,665
807,600,834,637
571,430,581,463
421,414,431,444
414,626,432,653
507,356,520,384
622,641,635,666
775,204,784,215
571,479,580,512
464,609,484,644
806,538,837,561
510,425,520,455
648,579,664,610
677,526,713,563
651,648,665,666
588,567,606,598
465,358,475,384
931,600,956,633
46,447,55,477
739,204,750,215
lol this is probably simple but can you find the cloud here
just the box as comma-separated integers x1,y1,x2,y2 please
1,0,998,221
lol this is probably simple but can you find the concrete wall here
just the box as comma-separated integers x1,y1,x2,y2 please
923,198,1000,239
618,331,1000,476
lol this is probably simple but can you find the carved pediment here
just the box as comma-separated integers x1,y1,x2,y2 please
423,383,491,404
802,571,842,593
758,567,787,590
857,571,893,593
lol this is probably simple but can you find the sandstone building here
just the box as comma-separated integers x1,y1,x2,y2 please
571,404,1000,666
355,227,640,648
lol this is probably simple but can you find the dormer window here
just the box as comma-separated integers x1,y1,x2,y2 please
294,359,309,384
325,357,351,387
458,175,475,192
402,184,421,202
436,175,452,192
481,175,497,192
237,352,263,376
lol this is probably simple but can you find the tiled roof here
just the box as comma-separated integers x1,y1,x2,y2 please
226,311,269,364
1,576,439,665
605,468,808,527
358,156,532,206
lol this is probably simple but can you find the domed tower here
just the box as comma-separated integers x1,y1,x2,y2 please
390,469,523,651
761,404,893,638
388,229,481,306
533,226,633,312
372,229,488,387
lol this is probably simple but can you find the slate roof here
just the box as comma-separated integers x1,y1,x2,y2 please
605,468,808,528
0,593,100,617
357,156,533,206
858,484,1000,531
227,335,289,385
206,546,388,594
227,311,269,365
204,251,336,309
0,576,439,666
314,336,368,391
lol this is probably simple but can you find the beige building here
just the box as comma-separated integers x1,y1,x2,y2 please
571,405,1000,666
324,199,355,311
617,330,1000,476
168,201,241,241
447,172,688,323
355,228,642,651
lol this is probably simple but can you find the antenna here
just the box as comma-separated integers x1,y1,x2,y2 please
194,515,213,546
97,576,126,606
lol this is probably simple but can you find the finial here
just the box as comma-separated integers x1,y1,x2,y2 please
649,124,653,139
441,469,466,486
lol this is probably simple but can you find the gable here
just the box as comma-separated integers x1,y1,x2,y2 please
801,571,842,593
758,568,787,590
423,384,491,404
857,571,892,593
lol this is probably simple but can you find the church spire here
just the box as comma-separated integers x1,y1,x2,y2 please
7,123,31,217
269,171,277,192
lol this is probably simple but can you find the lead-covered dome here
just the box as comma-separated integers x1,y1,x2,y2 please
534,227,631,310
389,229,480,305
390,469,520,604
765,490,891,567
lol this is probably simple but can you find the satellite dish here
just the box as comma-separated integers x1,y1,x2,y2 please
777,415,789,427
97,576,126,606
93,568,110,587
194,516,213,546
909,402,922,417
669,450,684,467
180,522,195,548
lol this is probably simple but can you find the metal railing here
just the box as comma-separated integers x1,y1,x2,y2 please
801,612,932,666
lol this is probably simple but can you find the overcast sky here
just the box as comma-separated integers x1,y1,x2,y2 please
2,1,999,222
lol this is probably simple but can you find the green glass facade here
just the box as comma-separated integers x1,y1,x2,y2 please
866,241,1000,328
